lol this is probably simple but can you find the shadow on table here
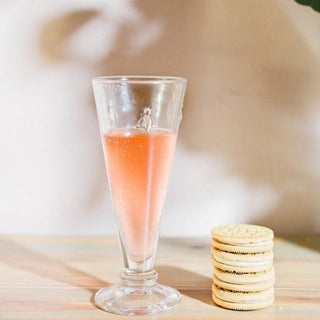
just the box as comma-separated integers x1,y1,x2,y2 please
0,238,109,294
156,265,213,306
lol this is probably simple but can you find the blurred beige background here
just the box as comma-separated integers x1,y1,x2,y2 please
1,0,320,236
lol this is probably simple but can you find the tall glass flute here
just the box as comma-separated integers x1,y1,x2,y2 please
92,76,187,315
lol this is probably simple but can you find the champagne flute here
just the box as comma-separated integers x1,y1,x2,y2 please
92,76,187,315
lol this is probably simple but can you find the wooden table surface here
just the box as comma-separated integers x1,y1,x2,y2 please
0,235,319,320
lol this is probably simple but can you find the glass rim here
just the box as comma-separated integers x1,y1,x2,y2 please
92,75,187,85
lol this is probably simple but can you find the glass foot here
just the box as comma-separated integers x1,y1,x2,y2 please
94,283,181,315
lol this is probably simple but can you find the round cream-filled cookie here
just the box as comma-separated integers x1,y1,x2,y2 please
212,284,274,303
212,292,274,311
213,274,274,292
213,266,275,284
212,247,273,263
212,238,273,253
212,256,272,273
211,224,274,245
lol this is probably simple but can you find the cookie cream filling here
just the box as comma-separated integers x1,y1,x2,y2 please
219,239,273,247
214,255,271,267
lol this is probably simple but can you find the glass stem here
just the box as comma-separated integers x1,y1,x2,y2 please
120,268,158,288
118,232,159,287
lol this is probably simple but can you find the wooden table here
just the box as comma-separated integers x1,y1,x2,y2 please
0,235,319,319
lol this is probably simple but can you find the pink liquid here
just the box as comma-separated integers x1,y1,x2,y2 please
104,129,177,262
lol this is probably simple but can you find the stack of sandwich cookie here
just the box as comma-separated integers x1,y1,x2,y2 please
211,224,274,311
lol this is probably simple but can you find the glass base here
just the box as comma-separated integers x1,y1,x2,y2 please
94,283,181,315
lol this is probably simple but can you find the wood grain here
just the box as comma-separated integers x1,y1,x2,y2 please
0,235,319,319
